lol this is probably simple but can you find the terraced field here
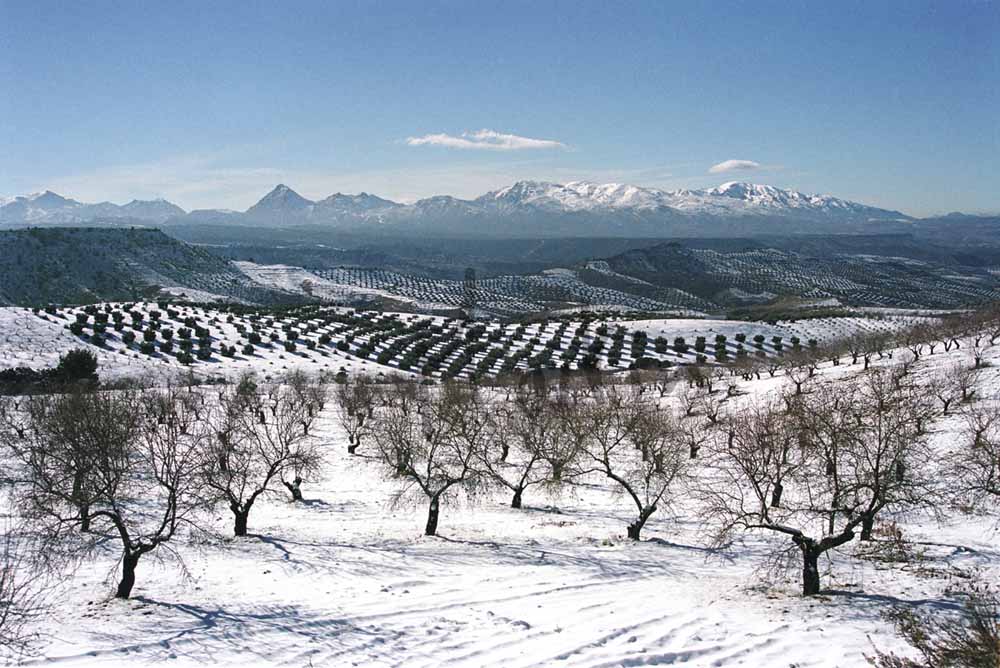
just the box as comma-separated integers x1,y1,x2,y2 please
6,303,933,382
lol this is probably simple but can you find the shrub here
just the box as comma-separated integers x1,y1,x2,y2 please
55,349,98,383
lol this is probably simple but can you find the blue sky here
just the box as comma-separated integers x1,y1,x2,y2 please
1,0,997,215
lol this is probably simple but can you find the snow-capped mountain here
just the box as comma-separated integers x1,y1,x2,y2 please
1,180,914,237
0,191,186,225
474,180,909,220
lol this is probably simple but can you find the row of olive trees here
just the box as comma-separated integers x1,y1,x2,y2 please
343,347,999,599
355,380,691,540
0,371,328,603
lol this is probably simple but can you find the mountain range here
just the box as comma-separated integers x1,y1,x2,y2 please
0,180,956,239
0,191,185,225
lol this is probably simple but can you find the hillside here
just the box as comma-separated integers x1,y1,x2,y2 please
599,240,1000,309
1,302,996,667
0,227,300,306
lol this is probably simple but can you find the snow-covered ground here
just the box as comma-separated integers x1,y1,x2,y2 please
6,321,999,667
0,306,933,385
0,308,170,381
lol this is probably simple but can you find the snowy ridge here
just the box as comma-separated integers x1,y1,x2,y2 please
1,180,910,229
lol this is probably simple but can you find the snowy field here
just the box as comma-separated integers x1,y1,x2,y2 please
0,305,932,384
5,327,998,668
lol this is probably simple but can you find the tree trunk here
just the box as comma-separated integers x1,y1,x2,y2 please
511,488,523,509
551,462,563,481
234,508,249,537
80,505,91,533
116,552,140,599
283,478,303,502
627,505,655,541
770,481,784,508
801,547,821,596
347,436,358,455
425,494,441,536
860,514,875,542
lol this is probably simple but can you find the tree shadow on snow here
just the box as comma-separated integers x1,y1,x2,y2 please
108,596,389,665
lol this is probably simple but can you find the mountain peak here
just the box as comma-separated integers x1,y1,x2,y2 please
247,184,313,214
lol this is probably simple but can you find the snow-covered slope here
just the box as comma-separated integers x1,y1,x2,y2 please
6,308,998,668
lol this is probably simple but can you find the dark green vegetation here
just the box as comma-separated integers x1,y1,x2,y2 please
0,228,301,306
0,348,98,394
169,226,1000,312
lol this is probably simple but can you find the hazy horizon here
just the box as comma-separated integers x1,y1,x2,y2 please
2,1,998,217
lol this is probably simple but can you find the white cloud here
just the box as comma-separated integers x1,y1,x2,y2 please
708,159,762,174
405,129,567,151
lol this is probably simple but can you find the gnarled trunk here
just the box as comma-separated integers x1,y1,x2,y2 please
116,552,140,599
627,505,656,541
283,477,303,502
511,488,523,509
770,481,784,508
801,547,821,596
425,494,441,536
233,507,250,537
860,514,875,541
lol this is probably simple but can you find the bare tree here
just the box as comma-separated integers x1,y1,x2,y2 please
370,382,484,536
651,369,677,399
705,371,934,595
704,398,851,596
949,362,982,403
582,388,687,540
0,526,50,656
202,374,324,536
809,372,935,541
783,354,814,395
969,337,989,370
8,387,205,598
334,376,378,455
478,389,555,508
952,400,1000,506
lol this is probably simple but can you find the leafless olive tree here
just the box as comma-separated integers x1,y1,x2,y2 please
581,387,688,540
704,369,935,596
334,376,378,455
7,387,206,599
0,526,50,656
480,388,563,508
370,382,485,536
951,400,1000,506
201,373,325,536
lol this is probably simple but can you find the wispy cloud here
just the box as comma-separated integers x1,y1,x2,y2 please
708,159,762,174
406,129,567,151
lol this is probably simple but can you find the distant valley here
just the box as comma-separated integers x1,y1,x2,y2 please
2,180,999,315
